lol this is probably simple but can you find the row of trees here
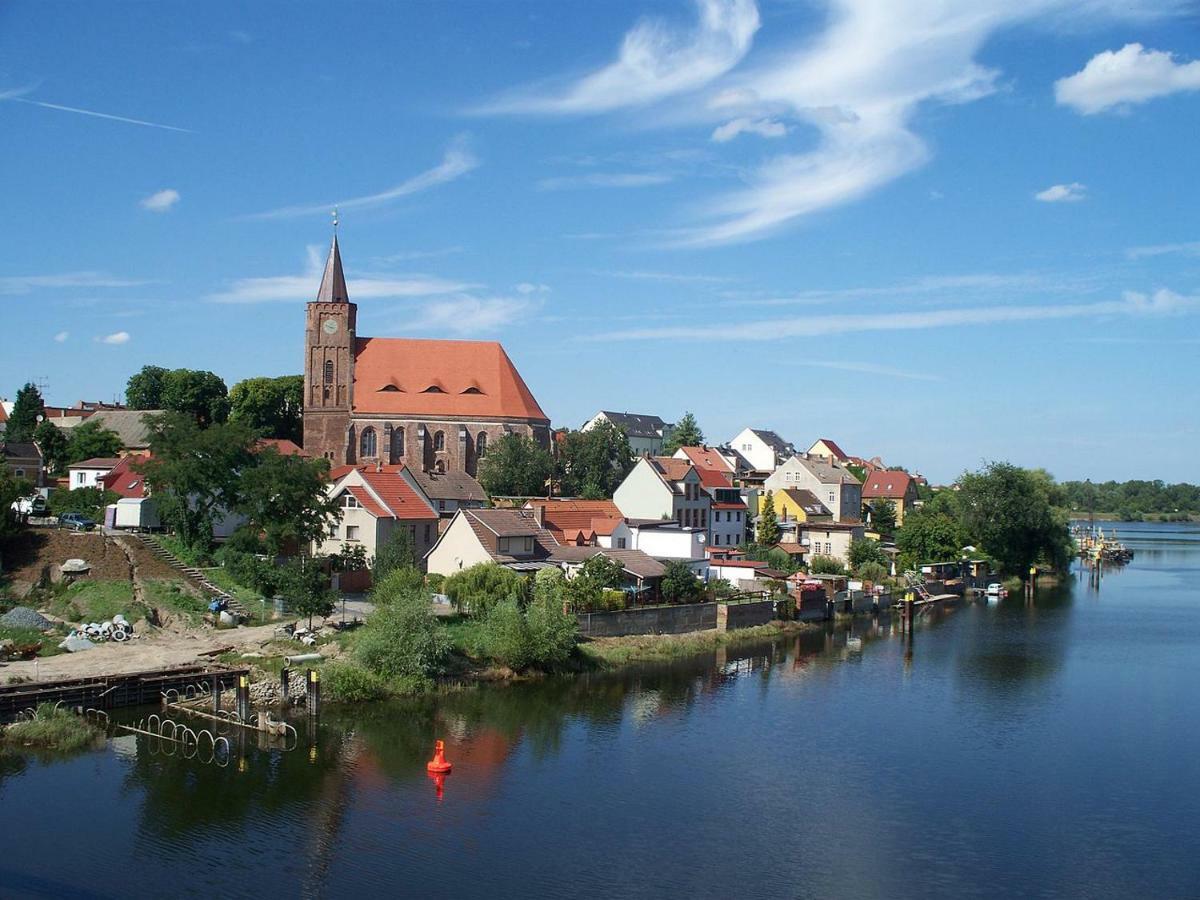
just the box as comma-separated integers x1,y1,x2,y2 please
3,384,125,474
1060,478,1200,520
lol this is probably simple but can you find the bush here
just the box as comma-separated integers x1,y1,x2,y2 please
321,662,390,703
848,538,888,570
442,563,526,617
426,572,445,593
48,487,118,521
525,592,577,668
3,703,100,752
475,593,576,672
856,561,889,584
355,595,450,682
370,567,426,604
661,560,703,603
709,578,736,599
809,554,845,575
476,597,534,670
216,548,281,597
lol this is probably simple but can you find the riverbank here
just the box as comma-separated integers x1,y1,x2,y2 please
577,619,818,668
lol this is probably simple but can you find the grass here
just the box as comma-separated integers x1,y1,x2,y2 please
141,579,207,622
439,614,488,658
156,534,212,567
578,620,814,668
3,704,102,752
0,624,65,657
43,580,142,625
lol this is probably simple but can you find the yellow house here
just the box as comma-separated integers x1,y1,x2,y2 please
759,488,833,525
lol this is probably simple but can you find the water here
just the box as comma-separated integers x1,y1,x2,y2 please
3,522,1200,899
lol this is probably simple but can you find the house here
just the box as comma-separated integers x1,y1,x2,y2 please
548,546,666,601
582,411,673,457
728,428,794,473
759,488,832,525
625,520,708,575
765,454,863,523
1,442,44,487
315,463,440,566
523,499,630,549
800,521,865,565
404,468,488,520
807,438,849,463
99,455,159,530
613,456,712,534
861,470,920,526
425,507,559,576
59,409,162,456
708,559,788,591
67,457,122,490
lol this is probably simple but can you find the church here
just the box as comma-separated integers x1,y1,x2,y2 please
303,234,551,475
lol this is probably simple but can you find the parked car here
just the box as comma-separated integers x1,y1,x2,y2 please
11,495,48,517
58,512,97,531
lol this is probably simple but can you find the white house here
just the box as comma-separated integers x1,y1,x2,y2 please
613,457,712,533
314,464,440,564
765,453,863,523
425,507,559,576
67,457,121,490
799,521,865,565
728,428,794,473
624,520,709,577
582,411,674,457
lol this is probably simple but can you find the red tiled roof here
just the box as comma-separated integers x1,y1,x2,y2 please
69,457,121,469
346,484,392,520
101,455,149,499
351,338,548,421
0,405,6,424
650,457,693,482
812,438,848,460
713,502,744,510
524,499,623,543
694,466,733,489
356,468,438,521
712,559,770,569
677,446,733,473
862,470,914,500
256,438,309,457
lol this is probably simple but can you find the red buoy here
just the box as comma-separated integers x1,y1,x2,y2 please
426,739,453,774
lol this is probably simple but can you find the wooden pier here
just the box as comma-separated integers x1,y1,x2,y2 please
0,663,248,723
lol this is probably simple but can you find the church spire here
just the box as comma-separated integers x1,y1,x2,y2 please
316,213,349,304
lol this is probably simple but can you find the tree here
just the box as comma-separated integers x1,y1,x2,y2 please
848,538,888,571
64,420,122,465
869,500,897,534
277,558,336,628
662,411,704,455
477,434,553,497
895,508,964,571
236,448,338,556
564,554,626,610
33,420,68,475
49,486,117,520
126,365,170,409
373,524,417,581
161,369,230,426
442,562,526,617
355,591,450,682
6,383,44,443
757,491,781,545
0,467,31,543
661,560,702,603
809,554,845,575
555,423,634,498
229,375,304,443
140,413,257,549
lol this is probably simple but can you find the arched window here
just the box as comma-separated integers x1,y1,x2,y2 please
360,427,377,458
392,428,404,458
433,430,445,452
323,360,334,384
476,432,488,457
435,460,446,474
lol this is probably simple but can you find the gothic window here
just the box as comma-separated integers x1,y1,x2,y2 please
476,432,488,457
433,430,445,452
392,428,404,457
324,360,334,384
360,427,377,458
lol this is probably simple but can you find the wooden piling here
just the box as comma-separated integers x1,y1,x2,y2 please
306,668,320,718
237,674,250,722
211,673,222,713
280,667,290,704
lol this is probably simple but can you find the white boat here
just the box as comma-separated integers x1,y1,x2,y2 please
985,583,1006,601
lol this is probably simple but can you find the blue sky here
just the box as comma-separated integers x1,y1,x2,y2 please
2,1,1198,483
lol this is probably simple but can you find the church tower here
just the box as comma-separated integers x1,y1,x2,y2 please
302,233,357,462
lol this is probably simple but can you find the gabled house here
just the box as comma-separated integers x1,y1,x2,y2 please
316,463,440,565
425,507,559,575
523,499,631,549
671,447,749,549
548,546,667,602
67,457,122,490
800,521,866,565
759,488,833,542
765,453,863,523
64,409,161,456
861,470,920,526
807,438,849,463
613,456,711,533
404,468,488,520
728,428,794,473
582,411,674,457
1,442,43,487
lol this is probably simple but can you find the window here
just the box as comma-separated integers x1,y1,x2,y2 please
360,427,377,458
736,511,742,522
392,429,405,457
323,360,334,384
434,460,446,474
476,432,488,457
828,492,835,503
433,431,445,451
424,523,432,543
345,525,360,541
343,494,360,509
76,472,85,485
825,542,832,554
438,500,446,511
421,385,445,393
617,537,627,549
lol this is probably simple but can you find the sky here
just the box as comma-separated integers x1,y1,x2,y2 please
1,0,1198,484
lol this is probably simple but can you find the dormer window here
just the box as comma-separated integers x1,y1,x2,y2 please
377,384,403,392
343,494,360,509
422,385,445,393
461,386,484,394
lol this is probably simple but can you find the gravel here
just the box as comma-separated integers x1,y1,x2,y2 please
0,606,52,631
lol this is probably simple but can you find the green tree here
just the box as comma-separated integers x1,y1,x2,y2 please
6,383,44,443
277,558,336,628
477,434,553,496
161,369,230,426
895,508,965,571
869,500,897,534
0,467,31,543
660,560,702,603
857,561,889,584
33,420,68,475
126,365,170,409
229,375,304,443
442,562,526,617
373,524,417,581
355,591,450,684
848,537,888,571
64,420,122,465
563,554,626,611
140,413,257,549
809,554,845,574
48,486,117,520
236,448,338,555
555,422,634,498
757,491,781,545
662,411,704,455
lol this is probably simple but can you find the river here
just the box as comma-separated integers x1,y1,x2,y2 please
2,521,1199,899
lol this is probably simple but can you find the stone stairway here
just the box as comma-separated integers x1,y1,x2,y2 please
137,534,249,620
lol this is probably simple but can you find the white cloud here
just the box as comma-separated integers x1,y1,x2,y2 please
0,271,150,294
601,269,734,284
537,172,673,190
1055,43,1200,115
711,116,787,142
515,282,551,294
1126,240,1200,259
53,331,69,343
248,137,478,219
410,296,533,334
479,0,759,114
209,245,477,303
1035,182,1087,203
97,331,131,345
784,359,942,382
140,188,180,212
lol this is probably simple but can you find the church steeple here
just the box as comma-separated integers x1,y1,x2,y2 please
316,234,350,304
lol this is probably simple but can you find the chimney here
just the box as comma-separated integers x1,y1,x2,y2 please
375,460,383,474
532,504,544,527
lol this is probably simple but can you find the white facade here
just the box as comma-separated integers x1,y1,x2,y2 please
729,428,791,473
766,455,862,523
68,463,115,490
613,458,712,532
799,523,865,564
596,520,633,550
424,511,496,576
582,411,672,458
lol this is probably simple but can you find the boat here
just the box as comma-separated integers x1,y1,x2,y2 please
985,583,1006,600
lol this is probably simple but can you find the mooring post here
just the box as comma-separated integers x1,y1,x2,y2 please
306,668,320,719
237,674,250,722
211,673,222,713
280,667,290,704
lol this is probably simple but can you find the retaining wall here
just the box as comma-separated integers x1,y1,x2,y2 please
576,602,718,638
718,599,776,631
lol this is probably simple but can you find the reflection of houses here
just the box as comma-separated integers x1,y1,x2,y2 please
316,464,440,563
765,454,862,523
425,507,559,575
581,411,673,457
861,470,919,526
549,546,667,600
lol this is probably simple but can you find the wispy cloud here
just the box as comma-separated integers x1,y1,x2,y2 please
515,282,551,294
53,331,69,343
0,272,151,295
140,188,180,212
247,137,478,220
783,360,942,382
478,0,759,114
600,269,734,284
721,272,1058,307
1035,182,1087,203
711,116,787,142
1,85,192,133
1126,240,1200,259
96,331,131,345
591,289,1199,342
537,172,673,190
1055,43,1200,115
410,296,534,334
209,245,477,303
